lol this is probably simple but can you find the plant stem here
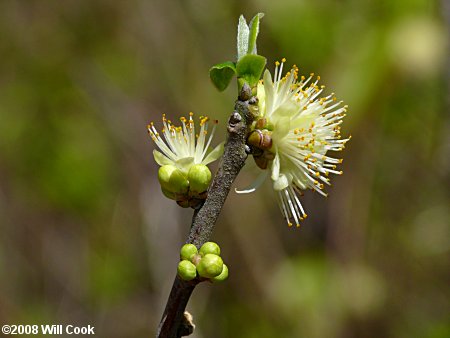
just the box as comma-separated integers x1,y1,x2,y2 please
156,85,257,338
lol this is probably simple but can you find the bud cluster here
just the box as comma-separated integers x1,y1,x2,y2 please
177,242,229,283
158,163,212,209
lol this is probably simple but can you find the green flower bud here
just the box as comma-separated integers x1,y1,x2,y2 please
158,165,189,194
180,244,198,261
161,187,176,200
199,242,221,257
188,164,212,194
211,263,228,282
177,260,197,281
158,164,176,189
197,254,223,279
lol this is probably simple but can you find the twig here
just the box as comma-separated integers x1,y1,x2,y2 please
156,85,257,338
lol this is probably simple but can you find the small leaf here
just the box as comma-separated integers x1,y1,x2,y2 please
237,15,250,60
209,61,236,92
236,54,267,87
248,13,264,55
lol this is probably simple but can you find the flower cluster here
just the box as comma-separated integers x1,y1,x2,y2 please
148,113,223,208
240,59,350,227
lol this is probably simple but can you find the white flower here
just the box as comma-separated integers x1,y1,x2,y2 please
239,59,350,227
148,113,223,174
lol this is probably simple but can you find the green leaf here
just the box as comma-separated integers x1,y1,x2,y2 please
237,15,249,60
236,54,267,87
248,13,264,55
209,61,237,92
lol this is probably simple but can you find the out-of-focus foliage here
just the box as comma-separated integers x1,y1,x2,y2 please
0,0,448,337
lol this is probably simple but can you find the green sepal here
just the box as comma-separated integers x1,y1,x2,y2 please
248,13,264,55
236,54,266,89
209,61,236,92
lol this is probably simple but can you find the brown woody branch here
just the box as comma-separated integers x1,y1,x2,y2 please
156,85,257,338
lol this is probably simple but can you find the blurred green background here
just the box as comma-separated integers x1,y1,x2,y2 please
0,0,448,337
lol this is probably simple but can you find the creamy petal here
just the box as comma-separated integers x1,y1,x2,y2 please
202,142,224,165
153,150,175,166
175,157,195,174
235,170,268,194
263,69,274,117
273,173,289,191
271,150,280,181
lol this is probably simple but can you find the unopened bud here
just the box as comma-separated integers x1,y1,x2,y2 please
196,254,223,278
161,187,176,200
188,164,212,195
177,260,197,281
158,165,189,194
211,263,228,282
199,242,221,257
247,129,272,150
180,244,198,261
